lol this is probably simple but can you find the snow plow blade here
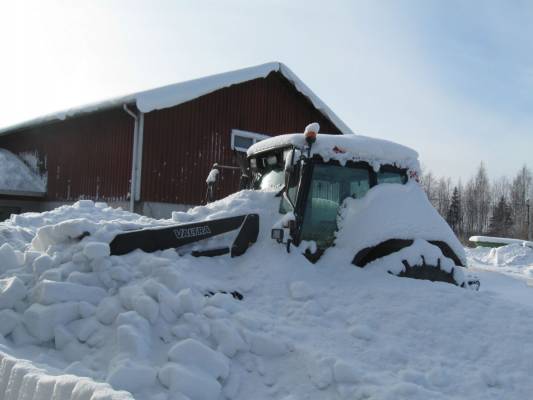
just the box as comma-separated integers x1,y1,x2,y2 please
109,214,259,257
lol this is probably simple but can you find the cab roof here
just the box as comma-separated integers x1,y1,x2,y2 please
247,133,420,172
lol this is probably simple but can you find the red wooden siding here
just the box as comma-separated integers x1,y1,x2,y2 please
0,109,133,201
141,71,341,204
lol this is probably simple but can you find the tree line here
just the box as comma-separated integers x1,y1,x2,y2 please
421,164,532,243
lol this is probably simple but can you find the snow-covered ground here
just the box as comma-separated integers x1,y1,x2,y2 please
2,197,533,400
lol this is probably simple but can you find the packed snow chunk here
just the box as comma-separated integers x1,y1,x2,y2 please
210,319,249,357
89,387,134,400
0,355,17,396
33,375,57,400
133,295,159,324
333,360,363,383
32,254,55,276
54,325,75,350
249,332,288,357
50,374,81,400
0,309,20,336
158,362,221,400
0,277,27,310
175,288,204,315
32,280,107,305
68,317,102,342
0,243,21,273
96,297,123,325
5,361,41,400
23,302,80,341
289,281,314,301
70,378,106,400
168,338,229,380
107,359,157,393
206,292,242,313
31,219,99,252
18,372,40,400
74,200,95,208
83,242,110,260
116,325,150,358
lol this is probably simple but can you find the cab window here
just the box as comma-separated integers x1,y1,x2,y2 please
376,167,407,184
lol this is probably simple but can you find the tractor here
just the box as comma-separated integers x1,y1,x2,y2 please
110,123,478,289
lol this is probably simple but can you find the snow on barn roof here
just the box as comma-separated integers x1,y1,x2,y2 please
0,62,353,136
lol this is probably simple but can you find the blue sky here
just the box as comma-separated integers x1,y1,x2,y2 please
1,0,531,181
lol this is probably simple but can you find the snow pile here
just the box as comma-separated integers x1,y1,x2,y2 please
0,149,45,193
2,195,533,399
330,182,466,266
467,244,533,281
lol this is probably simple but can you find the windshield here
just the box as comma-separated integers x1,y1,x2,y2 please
300,163,370,248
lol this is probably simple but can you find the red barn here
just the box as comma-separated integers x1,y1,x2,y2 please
0,62,351,218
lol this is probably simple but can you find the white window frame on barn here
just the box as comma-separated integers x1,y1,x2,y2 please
231,129,270,152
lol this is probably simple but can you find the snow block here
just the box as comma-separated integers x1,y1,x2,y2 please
83,243,110,260
158,362,221,400
116,325,149,358
33,254,55,277
4,361,34,400
168,338,229,380
18,372,40,400
0,277,27,310
0,355,17,398
248,332,288,357
175,288,204,315
50,374,80,400
34,375,57,400
107,359,157,393
71,379,100,400
133,295,159,324
24,302,80,341
210,319,248,357
96,297,123,325
0,243,20,272
0,309,20,336
32,280,106,305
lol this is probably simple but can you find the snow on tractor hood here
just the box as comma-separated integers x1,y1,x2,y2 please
331,181,466,267
247,133,420,173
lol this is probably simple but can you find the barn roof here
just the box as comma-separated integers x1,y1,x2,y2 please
0,62,353,136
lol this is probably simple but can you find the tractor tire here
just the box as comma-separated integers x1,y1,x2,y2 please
391,256,479,290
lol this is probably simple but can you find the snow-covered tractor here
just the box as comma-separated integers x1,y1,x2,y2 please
111,124,478,289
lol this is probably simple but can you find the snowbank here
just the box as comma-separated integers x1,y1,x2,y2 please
1,197,533,399
0,351,132,400
330,182,466,266
0,149,45,193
